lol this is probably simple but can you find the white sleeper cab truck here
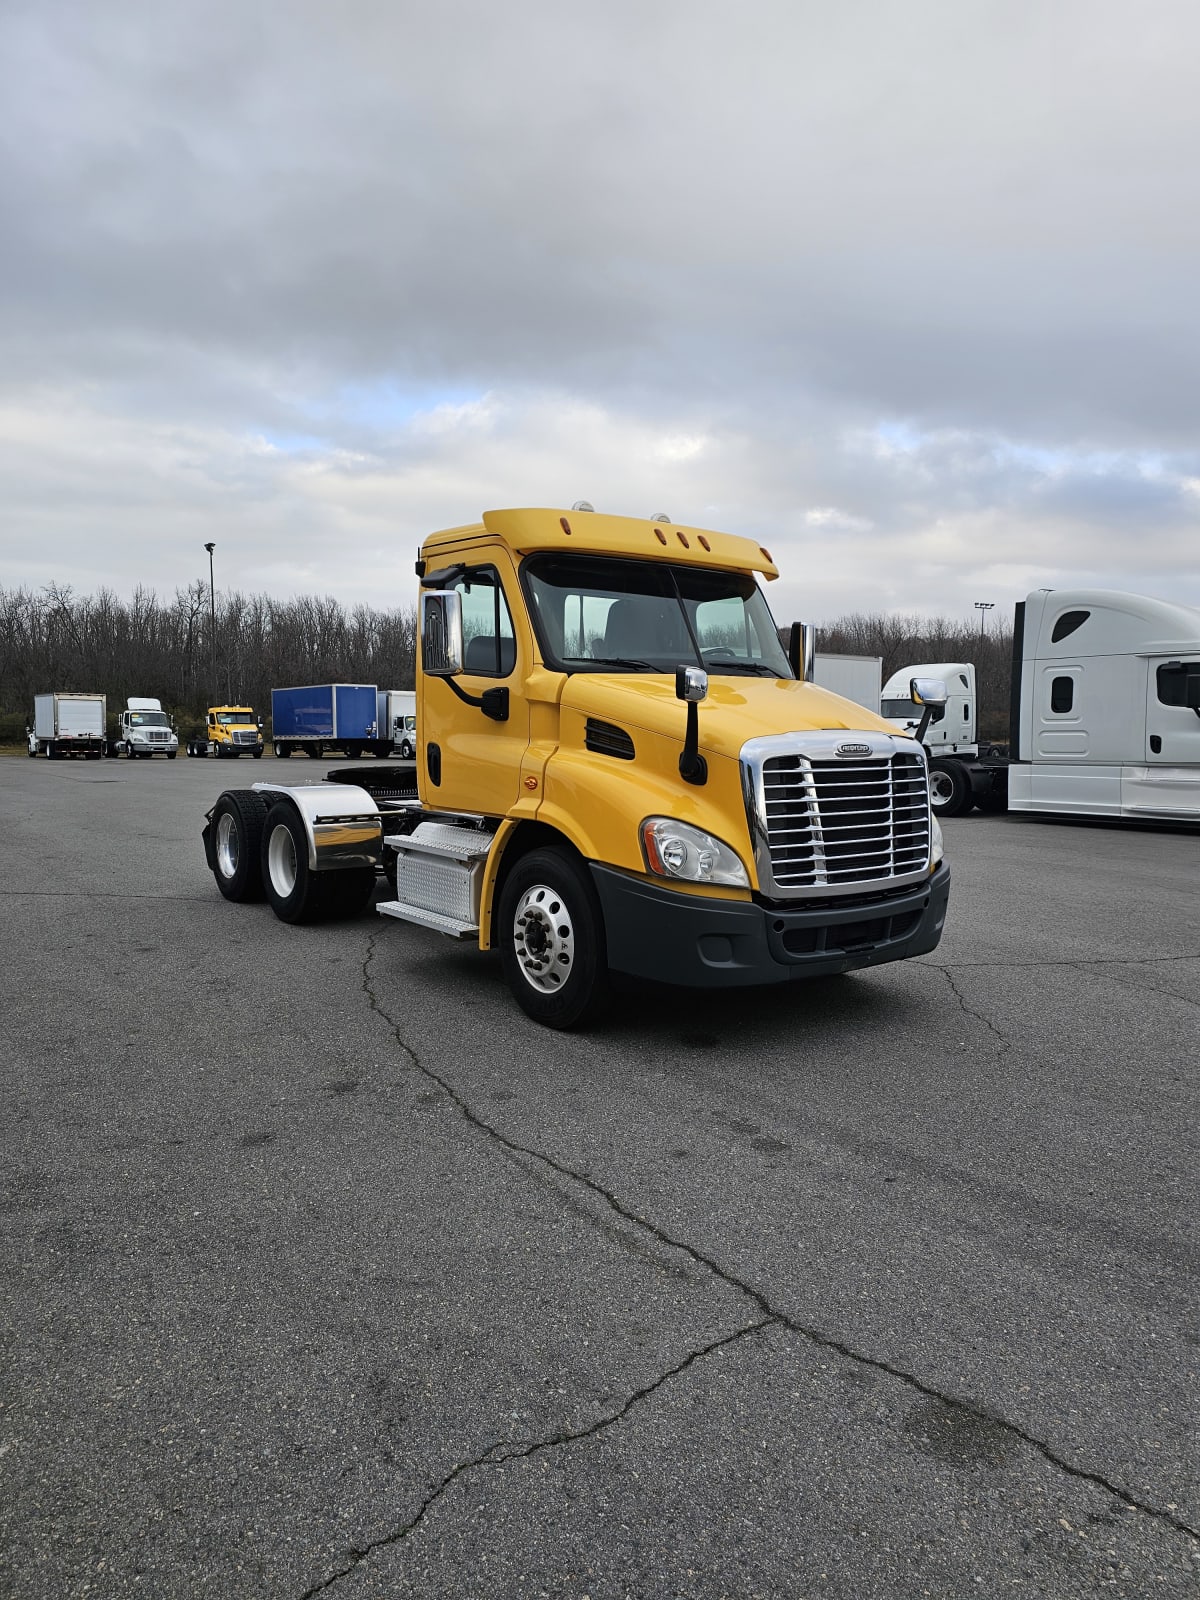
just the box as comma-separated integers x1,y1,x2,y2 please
883,590,1200,820
28,693,107,759
1009,588,1200,821
115,697,179,759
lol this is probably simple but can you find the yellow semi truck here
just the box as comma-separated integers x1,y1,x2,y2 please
187,705,264,759
203,507,950,1028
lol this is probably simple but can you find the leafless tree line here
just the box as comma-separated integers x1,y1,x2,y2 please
0,582,416,732
0,581,1012,741
817,611,1015,740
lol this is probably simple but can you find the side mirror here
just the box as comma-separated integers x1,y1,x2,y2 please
421,591,464,676
788,622,816,682
910,677,949,746
910,676,948,709
675,664,708,785
257,717,264,728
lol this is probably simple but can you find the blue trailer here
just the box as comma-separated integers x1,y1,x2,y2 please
271,684,379,759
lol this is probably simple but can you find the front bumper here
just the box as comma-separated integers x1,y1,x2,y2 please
590,861,951,988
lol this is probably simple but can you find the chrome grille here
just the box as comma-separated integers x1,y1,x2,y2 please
743,732,932,899
233,730,258,745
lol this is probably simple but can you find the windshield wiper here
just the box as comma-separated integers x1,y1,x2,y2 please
568,655,658,671
707,661,783,677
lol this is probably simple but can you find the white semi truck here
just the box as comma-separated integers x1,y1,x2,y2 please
882,588,1200,821
27,693,107,759
114,697,179,759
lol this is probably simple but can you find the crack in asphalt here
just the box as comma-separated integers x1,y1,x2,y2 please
930,965,1012,1053
303,934,1200,1596
297,1316,777,1598
0,890,218,902
1069,962,1200,1012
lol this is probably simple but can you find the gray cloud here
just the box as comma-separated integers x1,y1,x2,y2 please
2,0,1198,622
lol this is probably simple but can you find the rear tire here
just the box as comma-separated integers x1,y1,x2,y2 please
274,743,290,758
209,791,268,902
929,761,972,818
346,743,363,760
304,745,322,760
497,847,609,1030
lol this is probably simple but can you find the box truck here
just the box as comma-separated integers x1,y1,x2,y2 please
377,689,417,758
812,653,883,712
28,693,107,759
204,506,950,1029
271,684,379,759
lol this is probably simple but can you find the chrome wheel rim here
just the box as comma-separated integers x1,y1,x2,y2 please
215,813,239,879
512,883,575,993
929,769,954,807
268,823,298,897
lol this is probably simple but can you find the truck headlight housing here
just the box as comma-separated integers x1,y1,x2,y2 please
930,813,944,867
641,818,749,888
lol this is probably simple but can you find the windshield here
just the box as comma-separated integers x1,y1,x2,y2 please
522,555,792,677
129,712,169,727
217,711,255,724
882,698,943,722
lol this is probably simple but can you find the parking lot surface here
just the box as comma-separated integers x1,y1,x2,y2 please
1,753,1197,1598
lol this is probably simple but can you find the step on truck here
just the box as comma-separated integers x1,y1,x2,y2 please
187,705,264,758
271,683,379,760
28,693,107,759
882,590,1200,820
114,697,179,759
203,507,951,1029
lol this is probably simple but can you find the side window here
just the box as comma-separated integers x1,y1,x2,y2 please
1050,675,1074,714
1051,609,1090,643
453,567,516,678
1157,661,1200,707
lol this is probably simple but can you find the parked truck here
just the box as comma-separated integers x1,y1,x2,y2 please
28,693,107,759
203,506,950,1028
812,653,883,712
187,705,264,759
114,697,179,759
271,683,379,759
882,589,1200,820
378,689,417,759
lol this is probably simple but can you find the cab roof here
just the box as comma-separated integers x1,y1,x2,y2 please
421,507,779,580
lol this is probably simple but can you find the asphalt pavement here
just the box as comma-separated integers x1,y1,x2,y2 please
1,752,1197,1598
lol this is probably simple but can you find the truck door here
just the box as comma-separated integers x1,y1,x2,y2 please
1147,657,1200,764
422,560,531,817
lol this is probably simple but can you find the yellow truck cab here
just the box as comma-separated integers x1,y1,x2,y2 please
188,705,264,759
203,507,950,1028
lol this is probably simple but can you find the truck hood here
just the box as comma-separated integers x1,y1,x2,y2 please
561,674,904,759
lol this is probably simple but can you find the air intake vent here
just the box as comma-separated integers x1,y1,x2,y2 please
585,718,635,760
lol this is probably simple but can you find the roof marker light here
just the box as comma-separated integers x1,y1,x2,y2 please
651,512,670,523
698,535,711,552
560,517,572,535
676,531,690,547
760,546,773,561
654,529,668,545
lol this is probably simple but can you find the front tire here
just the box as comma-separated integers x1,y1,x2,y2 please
497,848,609,1030
209,791,268,902
929,761,972,818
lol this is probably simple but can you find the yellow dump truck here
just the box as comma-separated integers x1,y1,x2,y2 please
187,705,264,759
203,507,950,1028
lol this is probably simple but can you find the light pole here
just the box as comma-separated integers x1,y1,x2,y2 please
974,601,994,641
204,542,216,701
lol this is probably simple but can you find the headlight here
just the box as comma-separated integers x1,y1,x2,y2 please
641,817,749,888
930,813,944,867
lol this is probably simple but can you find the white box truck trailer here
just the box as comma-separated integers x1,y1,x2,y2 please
28,693,107,760
812,653,883,711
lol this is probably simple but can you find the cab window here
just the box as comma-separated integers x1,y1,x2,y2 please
451,567,516,678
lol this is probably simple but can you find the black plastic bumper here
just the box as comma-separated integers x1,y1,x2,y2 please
590,861,951,988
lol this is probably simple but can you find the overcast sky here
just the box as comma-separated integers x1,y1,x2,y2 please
2,0,1198,631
